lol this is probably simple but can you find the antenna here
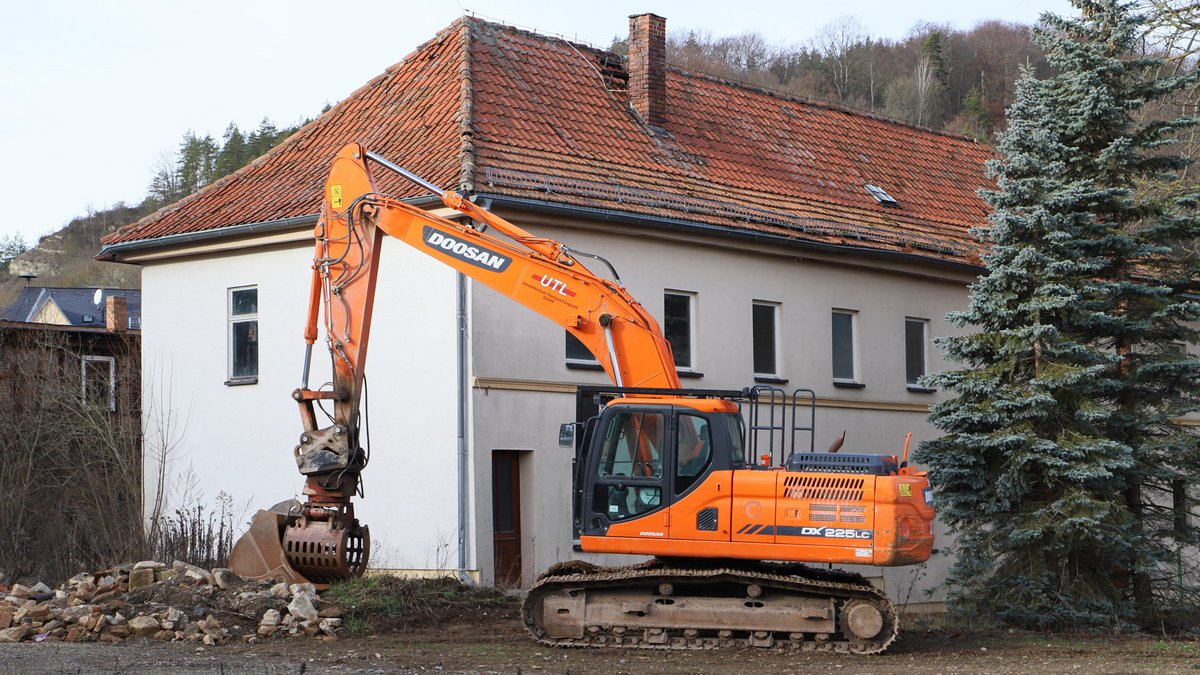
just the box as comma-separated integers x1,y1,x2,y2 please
18,273,36,287
93,288,103,305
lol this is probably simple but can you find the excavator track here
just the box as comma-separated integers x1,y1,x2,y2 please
523,559,898,654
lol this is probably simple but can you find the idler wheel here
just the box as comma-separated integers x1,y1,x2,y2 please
843,600,884,640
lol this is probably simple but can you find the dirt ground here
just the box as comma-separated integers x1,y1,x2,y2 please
1,619,1198,674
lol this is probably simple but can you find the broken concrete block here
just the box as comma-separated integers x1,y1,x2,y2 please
74,580,97,600
27,604,50,621
259,608,281,627
29,582,53,601
66,573,91,587
133,560,166,571
154,629,175,641
212,568,240,590
198,615,223,636
0,626,30,643
287,592,318,622
288,583,317,597
60,605,96,623
128,616,161,636
128,568,155,591
269,582,290,599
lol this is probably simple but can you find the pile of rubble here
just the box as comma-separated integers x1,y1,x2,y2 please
0,560,344,645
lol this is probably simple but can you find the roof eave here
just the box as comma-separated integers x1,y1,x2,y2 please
96,214,320,262
96,195,446,262
475,193,985,276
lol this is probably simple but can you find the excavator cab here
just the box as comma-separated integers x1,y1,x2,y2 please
577,400,745,539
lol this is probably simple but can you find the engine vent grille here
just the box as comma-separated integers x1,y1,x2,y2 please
696,507,719,532
782,475,865,502
807,503,866,523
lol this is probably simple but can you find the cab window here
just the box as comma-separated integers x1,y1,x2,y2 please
597,411,664,478
676,414,712,493
722,412,745,466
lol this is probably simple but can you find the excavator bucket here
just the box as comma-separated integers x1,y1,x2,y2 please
229,499,371,587
228,501,309,586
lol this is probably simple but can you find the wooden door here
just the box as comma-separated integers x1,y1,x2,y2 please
492,451,522,586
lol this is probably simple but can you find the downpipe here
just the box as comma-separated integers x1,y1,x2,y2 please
455,269,474,586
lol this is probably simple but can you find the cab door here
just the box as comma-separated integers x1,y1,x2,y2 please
581,407,670,537
667,412,732,541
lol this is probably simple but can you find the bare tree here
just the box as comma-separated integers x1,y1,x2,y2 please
0,328,144,583
914,55,937,126
810,15,868,103
1139,0,1200,180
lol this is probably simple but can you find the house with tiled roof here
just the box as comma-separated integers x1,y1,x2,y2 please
99,14,992,602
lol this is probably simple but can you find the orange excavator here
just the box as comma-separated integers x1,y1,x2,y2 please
229,143,935,654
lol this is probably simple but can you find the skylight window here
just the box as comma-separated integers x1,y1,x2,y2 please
864,184,898,207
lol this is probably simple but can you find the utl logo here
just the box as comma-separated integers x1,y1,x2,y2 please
533,274,576,297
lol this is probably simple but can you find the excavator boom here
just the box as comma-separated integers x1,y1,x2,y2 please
231,143,682,585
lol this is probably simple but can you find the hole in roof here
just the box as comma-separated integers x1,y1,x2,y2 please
864,184,898,207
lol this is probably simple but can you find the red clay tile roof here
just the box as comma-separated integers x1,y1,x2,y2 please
102,17,994,265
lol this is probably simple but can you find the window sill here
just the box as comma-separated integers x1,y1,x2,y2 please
753,376,789,385
676,369,705,379
565,360,604,371
224,377,258,387
832,380,865,389
906,385,937,394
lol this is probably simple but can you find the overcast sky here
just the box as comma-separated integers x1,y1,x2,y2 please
0,0,1073,246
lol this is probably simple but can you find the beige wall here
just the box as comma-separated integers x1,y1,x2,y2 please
30,299,70,325
466,211,975,596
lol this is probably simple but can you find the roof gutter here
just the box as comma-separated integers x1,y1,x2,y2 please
473,193,986,276
96,196,443,262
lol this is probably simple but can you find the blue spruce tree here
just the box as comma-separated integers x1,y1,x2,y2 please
918,0,1200,629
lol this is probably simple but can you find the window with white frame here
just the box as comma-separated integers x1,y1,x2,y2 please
831,309,859,383
81,355,116,411
905,317,930,386
228,286,259,382
752,301,780,377
664,290,696,371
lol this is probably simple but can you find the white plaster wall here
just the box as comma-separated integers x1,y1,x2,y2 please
141,239,460,571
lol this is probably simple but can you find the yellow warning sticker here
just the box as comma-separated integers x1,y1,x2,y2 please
330,184,343,209
899,484,912,497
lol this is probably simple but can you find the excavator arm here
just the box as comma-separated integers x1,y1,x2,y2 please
231,143,680,584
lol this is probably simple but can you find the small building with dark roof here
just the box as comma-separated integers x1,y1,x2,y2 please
3,287,141,331
97,14,991,604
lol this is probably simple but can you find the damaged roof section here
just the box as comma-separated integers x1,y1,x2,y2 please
102,16,994,265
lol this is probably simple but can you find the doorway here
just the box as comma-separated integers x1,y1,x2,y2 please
491,450,523,586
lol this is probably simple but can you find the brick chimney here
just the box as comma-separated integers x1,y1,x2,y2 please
105,295,127,333
628,13,667,127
